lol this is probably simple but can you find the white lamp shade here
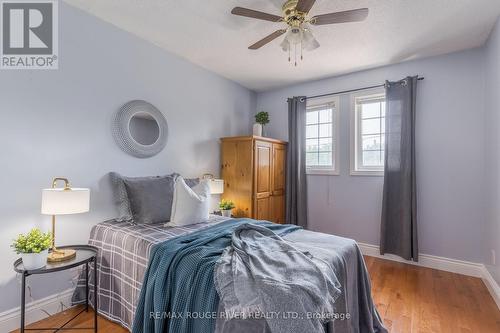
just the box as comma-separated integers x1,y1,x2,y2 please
285,27,303,45
208,179,224,195
302,27,320,51
41,188,90,215
280,38,290,52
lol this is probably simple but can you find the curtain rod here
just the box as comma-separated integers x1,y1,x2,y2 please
300,77,425,101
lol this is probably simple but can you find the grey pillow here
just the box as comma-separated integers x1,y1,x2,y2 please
184,177,200,188
123,175,177,224
109,172,134,221
109,172,199,223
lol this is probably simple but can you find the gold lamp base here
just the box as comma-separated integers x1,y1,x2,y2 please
47,248,76,262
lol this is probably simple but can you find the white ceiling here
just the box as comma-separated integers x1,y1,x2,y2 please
63,0,500,92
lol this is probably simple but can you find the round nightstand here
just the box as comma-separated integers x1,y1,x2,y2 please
13,245,99,333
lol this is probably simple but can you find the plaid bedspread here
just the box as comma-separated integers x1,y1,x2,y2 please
72,215,230,331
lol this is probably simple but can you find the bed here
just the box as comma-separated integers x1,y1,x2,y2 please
72,215,385,333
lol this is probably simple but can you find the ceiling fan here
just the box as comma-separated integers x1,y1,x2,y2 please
231,0,369,66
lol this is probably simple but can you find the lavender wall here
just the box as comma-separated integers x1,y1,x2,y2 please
485,18,500,285
256,49,487,263
1,0,497,324
0,2,255,314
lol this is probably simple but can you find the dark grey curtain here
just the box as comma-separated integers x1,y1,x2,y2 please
286,97,308,228
380,76,419,261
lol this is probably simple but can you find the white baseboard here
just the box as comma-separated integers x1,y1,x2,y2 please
481,266,500,310
358,242,500,311
0,288,74,333
358,242,484,277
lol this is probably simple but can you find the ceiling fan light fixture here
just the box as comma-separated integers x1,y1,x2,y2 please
280,38,291,52
305,38,320,51
285,26,303,45
302,26,320,51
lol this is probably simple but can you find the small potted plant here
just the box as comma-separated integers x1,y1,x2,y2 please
219,199,235,218
253,111,270,137
12,228,52,270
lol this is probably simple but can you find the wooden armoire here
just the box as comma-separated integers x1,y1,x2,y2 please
220,136,287,224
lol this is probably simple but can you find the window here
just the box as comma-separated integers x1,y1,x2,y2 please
305,96,340,175
350,90,386,175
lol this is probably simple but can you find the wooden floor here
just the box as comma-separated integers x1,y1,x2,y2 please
10,306,128,333
12,256,500,333
365,256,500,333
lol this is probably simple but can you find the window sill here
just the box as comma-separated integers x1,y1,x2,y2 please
350,169,384,177
307,169,340,176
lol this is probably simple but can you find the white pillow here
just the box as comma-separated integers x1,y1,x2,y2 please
165,177,210,227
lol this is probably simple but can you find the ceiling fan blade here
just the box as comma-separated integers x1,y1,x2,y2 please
310,8,369,25
249,30,287,50
296,0,316,13
231,7,283,22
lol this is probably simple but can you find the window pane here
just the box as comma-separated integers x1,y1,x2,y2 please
319,123,331,138
318,138,332,152
306,99,338,171
353,93,386,172
306,111,319,125
307,152,319,166
306,125,318,139
306,139,319,152
318,152,332,166
361,102,381,119
362,135,382,150
319,108,332,123
362,118,381,135
362,150,382,166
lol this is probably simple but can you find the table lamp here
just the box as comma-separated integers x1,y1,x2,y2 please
41,177,90,262
202,174,224,195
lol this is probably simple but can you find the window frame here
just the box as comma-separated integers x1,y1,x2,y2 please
305,95,340,176
350,89,386,176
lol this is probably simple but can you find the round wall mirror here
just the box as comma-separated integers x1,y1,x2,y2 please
128,112,160,146
112,100,168,158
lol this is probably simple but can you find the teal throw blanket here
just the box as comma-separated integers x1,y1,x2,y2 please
132,219,300,333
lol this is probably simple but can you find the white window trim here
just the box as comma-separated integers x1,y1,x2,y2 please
306,95,340,176
350,89,385,176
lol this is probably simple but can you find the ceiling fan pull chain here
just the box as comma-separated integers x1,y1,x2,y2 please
294,43,297,66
